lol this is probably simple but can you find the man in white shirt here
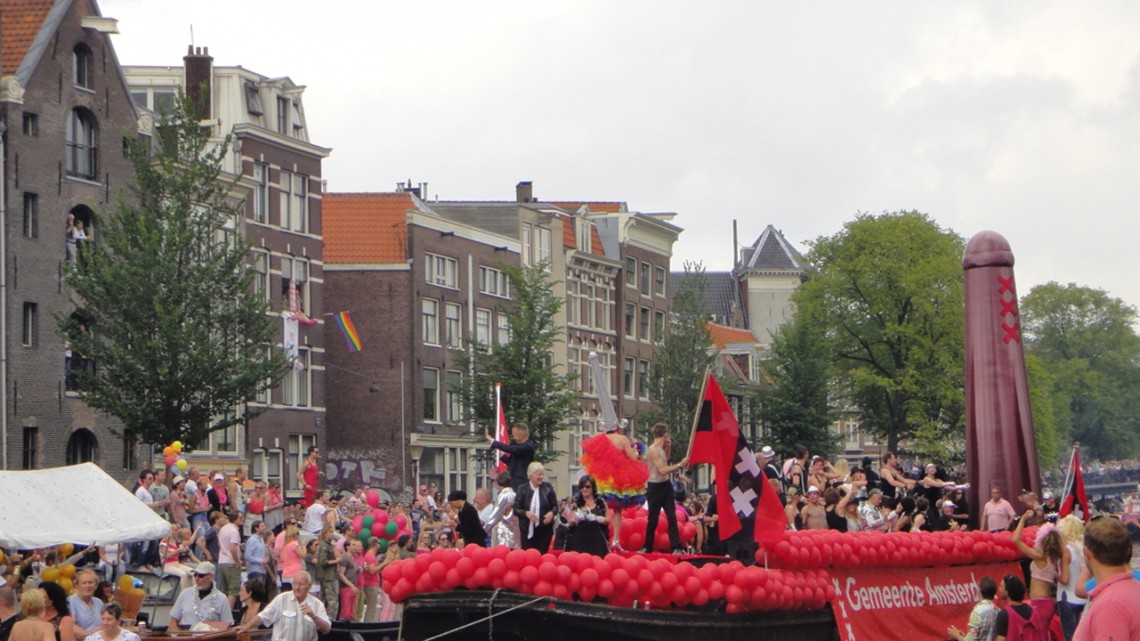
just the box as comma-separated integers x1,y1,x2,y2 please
133,470,158,571
169,562,233,631
302,491,330,536
240,570,330,641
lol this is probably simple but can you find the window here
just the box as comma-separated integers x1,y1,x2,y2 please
624,358,635,398
21,303,37,347
280,256,309,314
576,218,591,252
256,346,272,404
66,109,98,180
445,303,462,348
252,162,268,223
580,282,595,328
566,280,579,326
638,360,650,399
843,421,860,450
22,113,38,136
446,371,463,423
277,96,289,134
640,307,651,342
625,257,637,287
122,429,136,471
655,310,666,342
251,448,284,487
522,223,532,265
655,267,667,297
281,348,310,407
73,44,92,89
497,314,511,345
423,368,440,422
476,308,491,344
425,253,458,288
479,266,510,298
253,250,269,301
216,423,237,453
537,227,552,270
288,434,317,492
22,427,38,470
422,299,439,345
640,261,651,296
244,81,265,115
625,303,636,338
281,171,308,232
447,447,470,495
291,99,304,130
153,90,177,114
22,193,38,238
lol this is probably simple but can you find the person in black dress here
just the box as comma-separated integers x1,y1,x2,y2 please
448,491,486,548
566,475,610,556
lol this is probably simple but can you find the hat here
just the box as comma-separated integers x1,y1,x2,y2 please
193,561,215,576
212,473,224,481
419,485,427,492
759,446,776,459
172,475,186,486
811,455,823,462
942,500,956,509
1043,491,1055,501
807,486,821,495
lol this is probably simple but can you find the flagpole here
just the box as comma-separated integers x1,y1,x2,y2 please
494,382,503,474
1058,442,1078,510
685,366,712,462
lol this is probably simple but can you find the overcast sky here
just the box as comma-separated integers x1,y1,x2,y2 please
103,1,1140,310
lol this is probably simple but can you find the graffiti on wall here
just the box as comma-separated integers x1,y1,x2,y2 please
325,449,403,492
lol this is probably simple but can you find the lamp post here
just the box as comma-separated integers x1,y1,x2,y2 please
410,438,424,498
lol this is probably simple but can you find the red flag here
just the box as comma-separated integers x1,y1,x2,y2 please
494,383,509,473
1058,450,1090,522
688,374,785,545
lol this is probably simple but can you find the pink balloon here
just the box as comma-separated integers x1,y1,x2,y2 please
375,510,389,525
395,513,408,528
366,490,380,508
352,515,364,533
371,522,385,537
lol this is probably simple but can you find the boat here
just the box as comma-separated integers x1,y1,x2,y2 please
398,589,840,641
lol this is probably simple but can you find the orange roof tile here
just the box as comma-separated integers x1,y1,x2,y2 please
590,224,604,257
561,215,575,249
552,201,625,213
707,322,759,350
323,193,412,264
1,0,54,77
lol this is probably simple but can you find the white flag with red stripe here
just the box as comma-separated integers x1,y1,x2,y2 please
495,382,509,473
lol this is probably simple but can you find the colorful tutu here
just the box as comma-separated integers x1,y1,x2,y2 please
580,433,648,508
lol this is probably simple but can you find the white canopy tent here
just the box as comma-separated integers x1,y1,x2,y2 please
0,463,170,549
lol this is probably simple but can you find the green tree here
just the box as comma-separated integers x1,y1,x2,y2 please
453,262,579,463
1020,282,1140,459
796,211,965,453
645,261,716,458
1024,353,1061,470
60,95,285,448
758,307,837,457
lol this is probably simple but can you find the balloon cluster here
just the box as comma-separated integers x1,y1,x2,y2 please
381,546,835,612
350,490,412,554
162,440,189,472
760,528,1031,569
616,506,698,552
40,561,78,594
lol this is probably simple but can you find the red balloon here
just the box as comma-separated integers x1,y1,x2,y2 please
506,551,526,571
519,566,539,586
580,568,600,589
597,579,615,598
394,513,408,529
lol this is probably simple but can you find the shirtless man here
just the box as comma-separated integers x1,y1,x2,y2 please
799,487,828,530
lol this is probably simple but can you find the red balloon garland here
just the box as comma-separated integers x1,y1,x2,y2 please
380,527,1034,613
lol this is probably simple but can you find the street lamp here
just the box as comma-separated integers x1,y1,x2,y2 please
410,440,424,497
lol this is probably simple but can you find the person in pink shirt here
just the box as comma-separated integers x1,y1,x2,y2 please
358,538,382,622
982,486,1017,532
278,526,303,590
1073,517,1140,641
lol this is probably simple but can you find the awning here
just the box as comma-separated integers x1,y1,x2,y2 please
0,463,171,549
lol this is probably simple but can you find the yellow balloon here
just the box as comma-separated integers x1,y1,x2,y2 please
117,575,134,593
131,588,145,597
176,459,188,470
0,549,5,562
41,567,61,582
59,543,75,556
57,577,73,593
61,564,76,579
172,441,183,453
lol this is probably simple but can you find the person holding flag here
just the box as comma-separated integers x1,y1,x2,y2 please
642,423,688,554
485,422,535,491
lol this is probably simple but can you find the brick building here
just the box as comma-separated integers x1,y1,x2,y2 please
1,0,145,475
123,49,330,494
323,191,520,499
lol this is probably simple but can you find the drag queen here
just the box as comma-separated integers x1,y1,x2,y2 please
484,471,521,548
579,420,648,550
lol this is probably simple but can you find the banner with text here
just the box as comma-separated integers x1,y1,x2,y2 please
829,562,1019,641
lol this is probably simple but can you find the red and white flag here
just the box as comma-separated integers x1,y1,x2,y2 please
1059,448,1090,522
494,382,509,473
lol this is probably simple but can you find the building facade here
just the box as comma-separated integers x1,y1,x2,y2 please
1,0,145,476
123,49,330,495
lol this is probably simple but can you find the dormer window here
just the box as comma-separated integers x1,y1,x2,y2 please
73,44,93,89
244,81,264,116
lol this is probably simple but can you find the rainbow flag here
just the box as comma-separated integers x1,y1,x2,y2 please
335,311,362,352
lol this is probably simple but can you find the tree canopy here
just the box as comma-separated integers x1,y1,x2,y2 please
60,96,285,447
758,306,837,457
453,261,579,463
1020,282,1140,459
795,211,965,454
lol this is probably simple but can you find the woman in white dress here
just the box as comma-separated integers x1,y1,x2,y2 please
484,471,521,548
84,604,139,641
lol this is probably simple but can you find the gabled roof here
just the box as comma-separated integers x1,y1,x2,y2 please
738,225,807,272
707,321,759,350
669,270,739,326
559,215,606,257
324,193,416,264
1,0,59,79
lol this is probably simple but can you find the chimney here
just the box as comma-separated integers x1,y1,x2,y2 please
516,181,533,203
183,45,213,118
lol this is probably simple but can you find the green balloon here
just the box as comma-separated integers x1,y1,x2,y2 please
359,531,372,544
378,539,388,553
362,516,375,531
385,521,398,537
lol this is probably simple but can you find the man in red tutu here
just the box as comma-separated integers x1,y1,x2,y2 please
579,419,648,551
